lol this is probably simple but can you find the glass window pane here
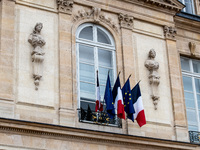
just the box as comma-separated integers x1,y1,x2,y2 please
80,82,95,100
80,101,96,111
99,67,114,86
181,57,190,71
183,76,193,92
184,92,195,108
100,85,106,100
193,61,200,73
197,94,200,109
186,109,197,125
185,99,195,108
184,91,194,100
98,49,113,67
79,26,93,41
195,78,200,93
188,125,198,132
97,28,111,44
185,0,194,14
79,63,95,83
79,45,94,64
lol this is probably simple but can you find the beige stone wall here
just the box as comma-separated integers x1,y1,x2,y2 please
14,3,59,123
0,0,194,144
127,21,175,140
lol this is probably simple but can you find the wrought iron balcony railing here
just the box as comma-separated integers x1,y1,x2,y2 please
78,108,122,127
189,131,200,144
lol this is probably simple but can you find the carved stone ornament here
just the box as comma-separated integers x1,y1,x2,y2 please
57,0,74,14
118,13,134,30
151,95,159,110
163,25,176,40
28,23,46,90
145,49,160,110
189,42,196,56
73,7,119,32
123,0,184,12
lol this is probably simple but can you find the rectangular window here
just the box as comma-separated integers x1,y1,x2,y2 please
181,57,200,131
179,0,195,14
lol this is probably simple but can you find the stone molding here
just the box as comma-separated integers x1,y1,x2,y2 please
145,49,160,110
118,13,134,30
163,25,177,40
123,0,184,12
28,23,46,90
57,0,74,14
0,118,197,149
73,7,119,32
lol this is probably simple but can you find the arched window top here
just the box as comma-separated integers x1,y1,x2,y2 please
76,23,115,47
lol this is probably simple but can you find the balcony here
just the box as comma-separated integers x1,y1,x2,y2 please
78,108,122,127
189,131,200,144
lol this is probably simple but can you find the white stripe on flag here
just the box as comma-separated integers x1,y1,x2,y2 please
133,96,143,119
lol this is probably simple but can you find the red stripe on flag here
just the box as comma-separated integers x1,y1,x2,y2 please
95,100,103,112
136,110,146,127
117,100,125,119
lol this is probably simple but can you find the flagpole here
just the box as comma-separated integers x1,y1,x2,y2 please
117,71,121,76
124,73,132,135
96,70,99,122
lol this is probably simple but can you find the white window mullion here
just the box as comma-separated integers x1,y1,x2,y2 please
76,43,81,109
94,25,97,43
113,51,117,82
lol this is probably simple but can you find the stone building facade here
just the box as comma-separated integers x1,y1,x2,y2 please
0,0,200,149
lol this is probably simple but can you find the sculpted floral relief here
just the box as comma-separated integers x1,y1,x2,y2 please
73,7,119,33
28,23,46,90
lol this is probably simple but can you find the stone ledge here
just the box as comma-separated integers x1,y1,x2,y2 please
0,117,198,149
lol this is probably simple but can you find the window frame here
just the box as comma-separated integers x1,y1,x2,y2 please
181,57,200,131
76,23,117,111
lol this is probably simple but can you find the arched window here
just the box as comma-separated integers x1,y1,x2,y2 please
76,23,116,113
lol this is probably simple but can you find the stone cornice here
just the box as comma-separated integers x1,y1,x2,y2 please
0,117,198,149
175,15,200,34
121,0,184,13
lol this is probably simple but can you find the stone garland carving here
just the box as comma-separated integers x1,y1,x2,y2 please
163,25,176,39
57,0,74,14
28,23,46,90
145,49,160,110
189,42,196,56
118,13,134,30
73,7,119,33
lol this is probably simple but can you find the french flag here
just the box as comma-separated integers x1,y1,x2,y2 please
95,71,103,112
112,76,125,119
131,82,146,127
